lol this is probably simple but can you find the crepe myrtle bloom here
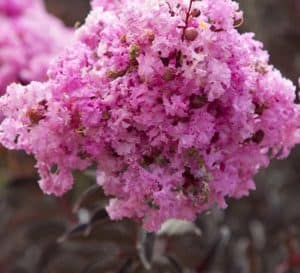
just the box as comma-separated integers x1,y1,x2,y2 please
91,0,123,10
1,0,299,231
0,0,71,93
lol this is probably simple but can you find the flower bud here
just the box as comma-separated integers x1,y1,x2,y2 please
185,27,198,41
191,8,201,17
162,68,176,81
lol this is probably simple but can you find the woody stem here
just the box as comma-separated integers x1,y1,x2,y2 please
181,0,194,41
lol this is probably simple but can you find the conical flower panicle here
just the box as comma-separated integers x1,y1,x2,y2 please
1,0,299,231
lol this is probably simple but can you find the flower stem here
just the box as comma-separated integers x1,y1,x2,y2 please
181,0,194,41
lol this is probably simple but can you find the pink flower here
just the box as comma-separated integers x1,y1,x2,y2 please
0,0,72,94
1,0,299,231
91,0,124,10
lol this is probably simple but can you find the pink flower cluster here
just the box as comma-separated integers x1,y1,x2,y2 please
1,0,299,231
91,0,122,10
0,0,71,93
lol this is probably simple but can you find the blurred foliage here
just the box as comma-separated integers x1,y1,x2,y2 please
239,0,300,84
0,0,300,272
44,0,90,27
